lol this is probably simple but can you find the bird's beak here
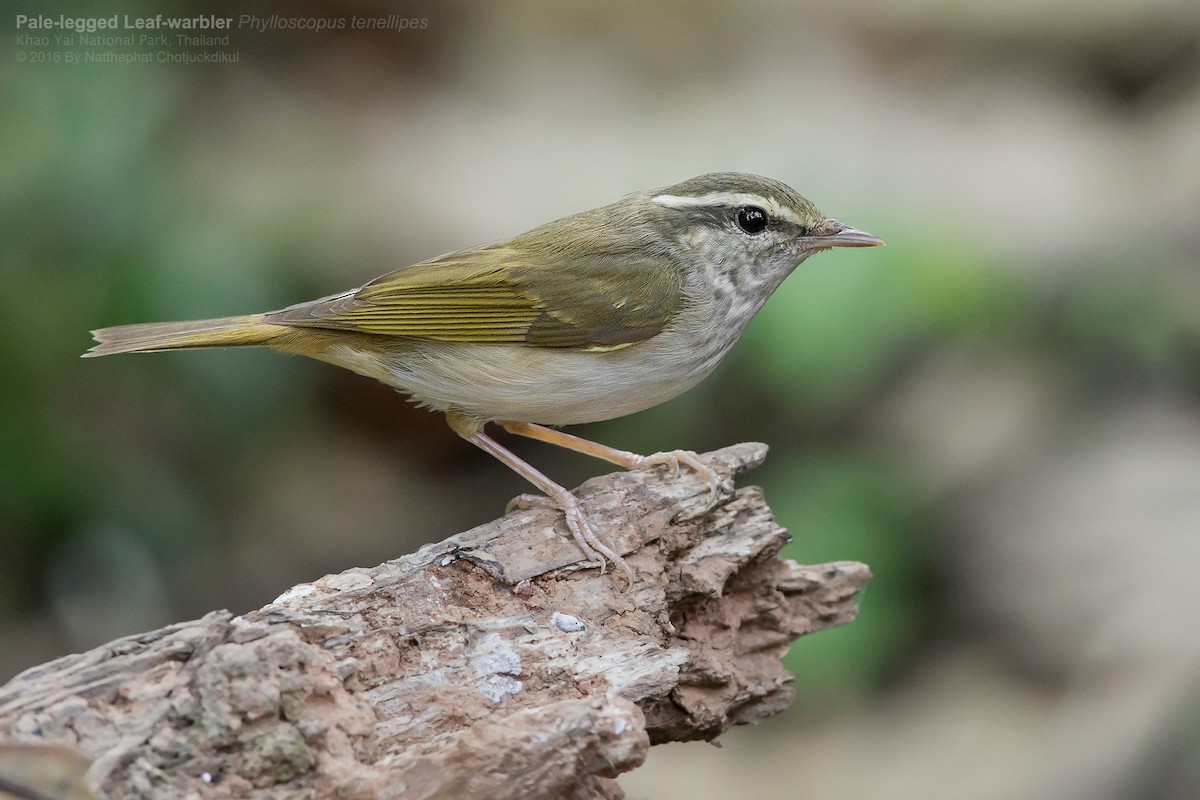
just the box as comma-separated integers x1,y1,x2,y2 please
806,219,885,249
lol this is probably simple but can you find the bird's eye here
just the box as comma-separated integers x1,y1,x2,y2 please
735,206,768,235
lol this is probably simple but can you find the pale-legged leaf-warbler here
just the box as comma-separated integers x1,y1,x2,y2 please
86,173,883,585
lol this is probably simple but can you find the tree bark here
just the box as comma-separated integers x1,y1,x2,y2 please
0,443,870,800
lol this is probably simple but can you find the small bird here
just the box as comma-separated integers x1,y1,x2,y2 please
86,173,883,583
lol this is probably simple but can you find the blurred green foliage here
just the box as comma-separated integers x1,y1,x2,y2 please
0,65,308,623
741,232,1029,412
769,450,926,694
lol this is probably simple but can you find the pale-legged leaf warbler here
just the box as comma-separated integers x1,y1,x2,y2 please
85,172,883,584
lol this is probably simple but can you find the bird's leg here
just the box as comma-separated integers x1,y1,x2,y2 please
498,421,721,504
445,410,633,585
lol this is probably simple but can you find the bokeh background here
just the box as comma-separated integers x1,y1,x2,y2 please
3,1,1200,797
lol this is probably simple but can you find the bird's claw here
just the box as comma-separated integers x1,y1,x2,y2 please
631,449,722,506
507,492,634,587
507,493,556,514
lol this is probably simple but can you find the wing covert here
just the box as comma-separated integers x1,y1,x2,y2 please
264,243,682,349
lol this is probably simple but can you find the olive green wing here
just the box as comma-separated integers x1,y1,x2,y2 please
265,244,683,350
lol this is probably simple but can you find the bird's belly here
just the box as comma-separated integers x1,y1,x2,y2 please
324,337,725,426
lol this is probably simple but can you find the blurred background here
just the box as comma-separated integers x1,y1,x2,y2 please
3,0,1200,797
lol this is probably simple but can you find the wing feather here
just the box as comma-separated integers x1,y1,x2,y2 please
264,241,683,348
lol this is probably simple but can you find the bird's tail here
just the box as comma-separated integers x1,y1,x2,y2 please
83,314,288,357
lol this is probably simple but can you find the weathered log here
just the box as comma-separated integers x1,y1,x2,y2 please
0,443,870,799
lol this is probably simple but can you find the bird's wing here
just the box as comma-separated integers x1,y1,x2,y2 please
265,244,683,350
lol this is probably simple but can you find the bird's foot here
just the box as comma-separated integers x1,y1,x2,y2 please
629,449,721,507
507,493,634,587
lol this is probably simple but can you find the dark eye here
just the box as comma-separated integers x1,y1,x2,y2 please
735,206,768,234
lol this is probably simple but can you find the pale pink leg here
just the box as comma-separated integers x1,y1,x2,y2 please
499,421,721,503
447,411,633,585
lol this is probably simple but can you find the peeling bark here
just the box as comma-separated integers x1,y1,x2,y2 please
0,443,870,799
